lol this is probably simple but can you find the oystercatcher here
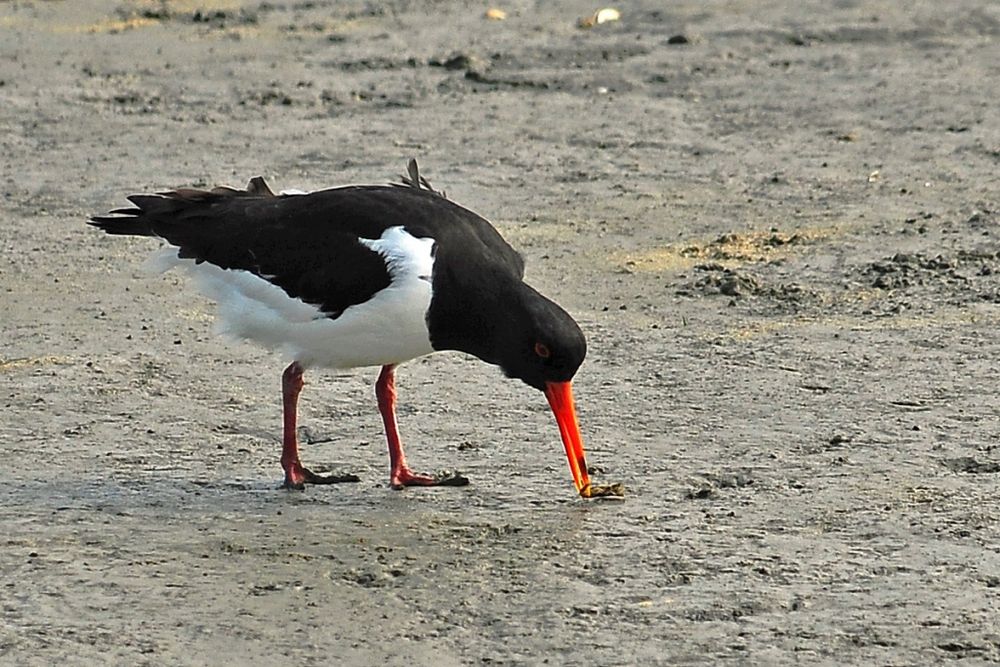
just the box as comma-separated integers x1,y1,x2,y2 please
90,160,618,497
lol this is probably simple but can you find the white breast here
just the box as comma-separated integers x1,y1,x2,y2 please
149,226,436,369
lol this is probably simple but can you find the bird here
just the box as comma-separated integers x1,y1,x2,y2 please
90,159,617,498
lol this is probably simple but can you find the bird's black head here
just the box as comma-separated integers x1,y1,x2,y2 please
495,286,587,391
425,257,586,391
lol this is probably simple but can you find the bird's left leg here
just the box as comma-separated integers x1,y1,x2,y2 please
279,361,359,489
375,364,469,489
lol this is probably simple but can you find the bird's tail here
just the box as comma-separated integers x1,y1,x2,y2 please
88,176,275,236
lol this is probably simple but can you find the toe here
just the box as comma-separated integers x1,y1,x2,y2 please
390,468,470,488
436,471,470,487
305,471,361,485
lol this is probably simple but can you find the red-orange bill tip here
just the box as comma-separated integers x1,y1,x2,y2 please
544,381,591,494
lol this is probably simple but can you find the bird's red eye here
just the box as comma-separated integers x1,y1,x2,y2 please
534,342,551,359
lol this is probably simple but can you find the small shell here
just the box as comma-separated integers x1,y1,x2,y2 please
485,8,507,20
579,7,621,28
595,8,621,24
581,482,626,498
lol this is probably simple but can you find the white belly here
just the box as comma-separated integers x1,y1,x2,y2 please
149,226,436,369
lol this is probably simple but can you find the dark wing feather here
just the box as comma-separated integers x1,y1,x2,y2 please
393,158,448,199
389,160,523,279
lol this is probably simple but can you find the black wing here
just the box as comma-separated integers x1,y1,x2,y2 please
90,178,394,319
90,163,525,317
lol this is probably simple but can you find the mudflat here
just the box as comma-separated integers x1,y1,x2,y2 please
2,1,999,664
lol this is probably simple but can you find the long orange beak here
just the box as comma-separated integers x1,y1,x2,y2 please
544,381,592,496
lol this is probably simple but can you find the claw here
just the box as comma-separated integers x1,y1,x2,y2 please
389,468,469,489
282,466,360,490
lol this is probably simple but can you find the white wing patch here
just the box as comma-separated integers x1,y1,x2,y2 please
149,226,436,369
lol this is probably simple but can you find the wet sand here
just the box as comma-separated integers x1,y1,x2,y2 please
2,1,999,664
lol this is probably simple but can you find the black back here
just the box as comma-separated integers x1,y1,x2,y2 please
90,165,524,320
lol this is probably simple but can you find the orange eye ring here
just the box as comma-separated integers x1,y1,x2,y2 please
534,342,551,359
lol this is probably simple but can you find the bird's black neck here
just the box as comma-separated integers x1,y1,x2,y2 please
427,255,585,391
426,258,524,366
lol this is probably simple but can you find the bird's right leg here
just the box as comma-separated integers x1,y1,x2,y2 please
375,364,469,489
279,361,359,489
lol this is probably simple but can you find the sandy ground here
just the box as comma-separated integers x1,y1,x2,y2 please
2,0,1000,664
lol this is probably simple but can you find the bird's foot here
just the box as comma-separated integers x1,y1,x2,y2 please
281,465,361,490
390,467,469,490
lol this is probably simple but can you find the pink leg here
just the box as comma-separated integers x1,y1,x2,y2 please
375,364,468,489
280,361,359,489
